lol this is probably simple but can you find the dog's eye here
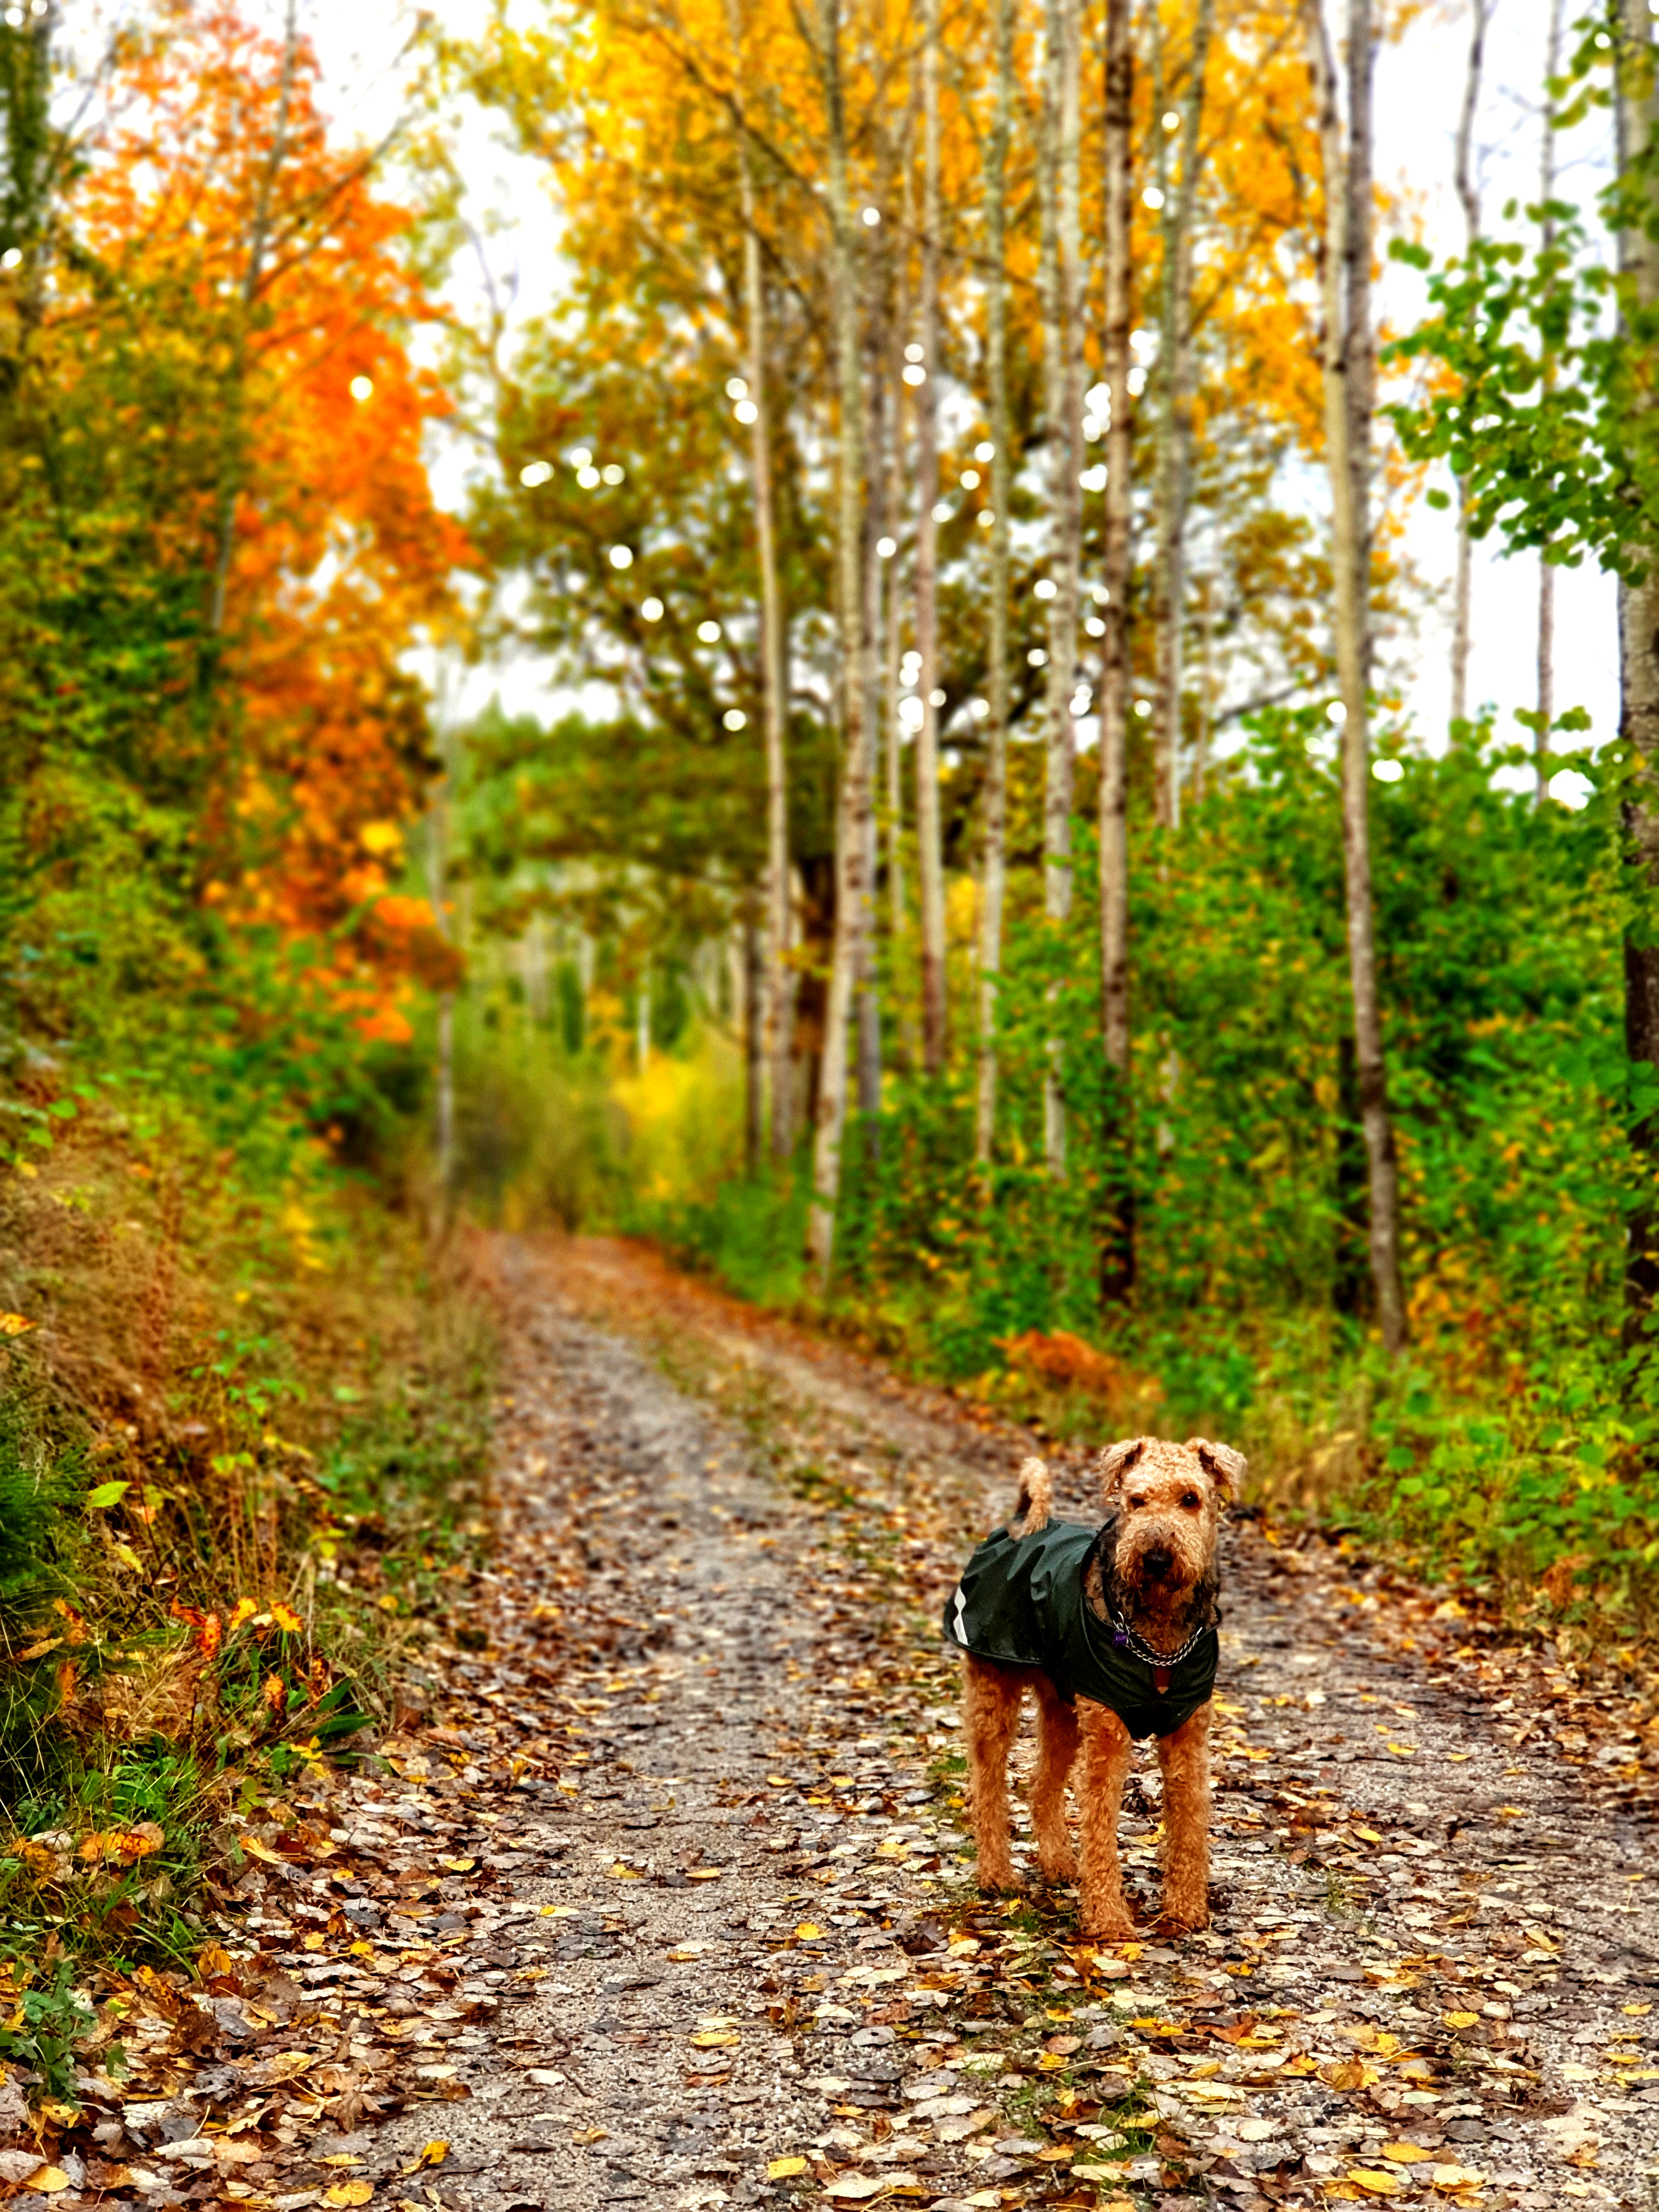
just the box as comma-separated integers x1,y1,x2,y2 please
1182,1492,1201,1510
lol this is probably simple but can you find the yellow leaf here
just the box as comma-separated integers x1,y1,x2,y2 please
1346,2170,1404,2196
1380,2142,1432,2163
685,1867,723,1880
0,1314,37,1336
689,2030,740,2048
416,2143,447,2170
1352,1826,1384,1844
324,2182,373,2206
26,2170,70,2195
767,2157,808,2180
228,1596,259,1633
270,1601,303,1634
607,1863,644,1880
16,1637,60,1662
1443,2012,1480,2029
795,1922,825,1940
440,1858,476,1874
570,2128,608,2145
239,1835,286,1866
198,1943,234,1977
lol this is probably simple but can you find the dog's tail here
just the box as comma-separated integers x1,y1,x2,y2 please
1012,1457,1053,1537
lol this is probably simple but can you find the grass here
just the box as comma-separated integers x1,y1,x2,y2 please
0,1089,495,2025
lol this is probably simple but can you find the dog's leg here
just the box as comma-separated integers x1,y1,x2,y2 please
1030,1674,1080,1883
1156,1701,1213,1931
1075,1698,1135,1940
963,1656,1023,1891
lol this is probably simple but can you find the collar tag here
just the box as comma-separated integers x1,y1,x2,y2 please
1153,1664,1171,1696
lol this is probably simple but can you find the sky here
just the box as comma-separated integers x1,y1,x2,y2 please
300,0,1621,771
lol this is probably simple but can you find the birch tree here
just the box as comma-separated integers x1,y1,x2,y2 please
1038,0,1084,1178
913,0,949,1074
1149,0,1215,831
724,0,793,1165
1533,0,1563,799
1098,0,1135,1294
1307,0,1407,1354
806,0,875,1285
1614,0,1659,1335
975,0,1015,1163
1448,0,1490,730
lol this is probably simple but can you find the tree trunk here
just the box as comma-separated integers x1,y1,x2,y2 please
744,899,763,1177
1616,0,1659,1338
726,0,793,1165
1448,0,1488,730
975,0,1015,1164
858,342,889,1130
1039,0,1084,1179
1535,0,1563,801
1307,0,1407,1355
807,0,874,1288
1150,0,1212,833
913,0,948,1075
1098,0,1135,1297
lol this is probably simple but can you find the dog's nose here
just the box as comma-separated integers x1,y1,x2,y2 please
1144,1545,1173,1580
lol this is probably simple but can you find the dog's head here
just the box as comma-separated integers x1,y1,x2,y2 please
1097,1434,1243,1605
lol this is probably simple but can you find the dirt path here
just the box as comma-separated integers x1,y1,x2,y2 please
43,1235,1659,2212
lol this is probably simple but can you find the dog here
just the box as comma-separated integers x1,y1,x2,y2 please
943,1434,1242,1938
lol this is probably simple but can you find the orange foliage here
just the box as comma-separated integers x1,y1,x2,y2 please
71,4,469,1036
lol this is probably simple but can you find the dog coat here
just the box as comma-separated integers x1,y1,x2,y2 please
943,1516,1218,1740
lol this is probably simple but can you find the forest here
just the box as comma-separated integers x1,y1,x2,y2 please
1,0,1658,2066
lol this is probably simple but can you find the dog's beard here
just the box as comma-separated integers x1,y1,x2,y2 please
1090,1524,1218,1651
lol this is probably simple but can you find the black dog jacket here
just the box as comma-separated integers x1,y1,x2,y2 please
944,1517,1218,1740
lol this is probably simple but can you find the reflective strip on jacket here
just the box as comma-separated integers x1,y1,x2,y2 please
943,1517,1218,1741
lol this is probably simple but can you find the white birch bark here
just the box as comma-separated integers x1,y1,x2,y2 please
1534,0,1563,800
914,0,948,1074
1307,0,1407,1355
1098,0,1135,1294
1039,0,1084,1179
806,0,874,1286
975,0,1015,1164
1449,0,1490,730
725,0,793,1164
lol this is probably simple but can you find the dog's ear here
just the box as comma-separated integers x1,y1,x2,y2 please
1098,1435,1147,1506
1187,1438,1246,1500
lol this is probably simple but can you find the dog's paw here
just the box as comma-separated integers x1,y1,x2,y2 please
1079,1905,1136,1942
975,1862,1021,1895
1160,1897,1211,1933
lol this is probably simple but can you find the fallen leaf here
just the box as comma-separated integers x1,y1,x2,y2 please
324,2184,373,2207
768,2156,809,2179
822,2179,888,2202
689,2030,740,2049
1442,2013,1480,2030
439,1859,476,1874
607,1863,645,1880
25,2170,69,2195
0,1314,37,1336
1380,2142,1432,2164
795,1922,825,1940
686,1867,724,1880
1346,2170,1405,2197
272,1601,304,1634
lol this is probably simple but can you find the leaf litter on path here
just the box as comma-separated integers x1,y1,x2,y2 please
7,1232,1657,2212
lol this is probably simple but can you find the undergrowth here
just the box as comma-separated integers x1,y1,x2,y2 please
0,1080,494,2016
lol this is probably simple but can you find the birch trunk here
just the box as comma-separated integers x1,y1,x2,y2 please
858,344,889,1128
807,0,874,1286
975,0,1015,1163
743,899,763,1177
1308,0,1407,1355
1039,0,1084,1178
913,0,948,1074
1535,0,1563,800
1449,0,1488,729
1615,0,1659,1334
1150,0,1214,831
726,0,793,1165
1098,0,1135,1296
